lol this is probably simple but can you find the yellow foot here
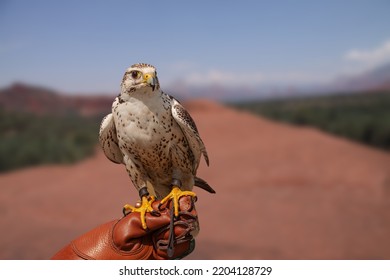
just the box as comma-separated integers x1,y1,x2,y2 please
123,196,155,230
159,186,197,217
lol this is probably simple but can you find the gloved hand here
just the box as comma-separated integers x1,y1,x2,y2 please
51,195,198,260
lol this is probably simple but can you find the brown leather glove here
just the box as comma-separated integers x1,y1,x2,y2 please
51,196,199,260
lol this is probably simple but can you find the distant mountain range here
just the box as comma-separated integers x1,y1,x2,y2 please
1,62,390,111
169,62,390,101
329,63,390,93
0,83,113,116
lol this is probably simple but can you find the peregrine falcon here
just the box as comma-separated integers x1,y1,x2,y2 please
99,63,215,229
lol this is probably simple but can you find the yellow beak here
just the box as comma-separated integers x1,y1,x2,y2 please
143,73,157,91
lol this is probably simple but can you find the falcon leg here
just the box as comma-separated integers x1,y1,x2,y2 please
158,179,197,217
123,187,156,230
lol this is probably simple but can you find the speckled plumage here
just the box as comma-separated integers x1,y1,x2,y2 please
99,63,210,199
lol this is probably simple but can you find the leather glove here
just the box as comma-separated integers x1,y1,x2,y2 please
51,195,199,260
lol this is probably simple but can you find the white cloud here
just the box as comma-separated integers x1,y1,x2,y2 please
344,39,390,67
164,40,390,91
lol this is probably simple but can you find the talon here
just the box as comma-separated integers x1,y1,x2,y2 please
160,186,197,217
123,196,155,229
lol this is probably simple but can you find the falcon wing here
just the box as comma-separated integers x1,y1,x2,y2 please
99,113,123,164
170,96,209,170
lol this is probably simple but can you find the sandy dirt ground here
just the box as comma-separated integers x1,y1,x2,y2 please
1,100,390,259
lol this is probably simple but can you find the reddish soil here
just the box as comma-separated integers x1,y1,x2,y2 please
1,100,390,259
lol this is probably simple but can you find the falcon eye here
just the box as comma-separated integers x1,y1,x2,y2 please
129,70,141,79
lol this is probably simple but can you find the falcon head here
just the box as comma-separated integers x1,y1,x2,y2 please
120,63,160,95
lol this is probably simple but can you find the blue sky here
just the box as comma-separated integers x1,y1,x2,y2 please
1,0,390,95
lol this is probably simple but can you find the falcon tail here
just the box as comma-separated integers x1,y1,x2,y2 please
194,177,216,194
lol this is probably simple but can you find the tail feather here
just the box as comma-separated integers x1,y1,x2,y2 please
194,177,216,194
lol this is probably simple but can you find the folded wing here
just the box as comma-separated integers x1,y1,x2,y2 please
170,96,209,172
99,113,123,164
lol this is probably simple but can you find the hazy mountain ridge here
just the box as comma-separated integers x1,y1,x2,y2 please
0,83,114,117
1,62,390,107
329,63,390,93
168,62,390,101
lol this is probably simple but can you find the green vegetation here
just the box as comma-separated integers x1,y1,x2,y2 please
0,110,101,172
232,90,390,151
